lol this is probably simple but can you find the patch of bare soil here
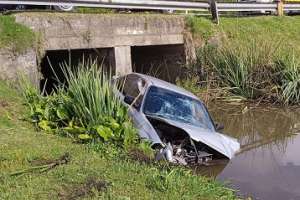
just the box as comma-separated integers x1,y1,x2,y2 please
58,178,111,200
0,100,12,118
128,148,153,164
0,99,9,107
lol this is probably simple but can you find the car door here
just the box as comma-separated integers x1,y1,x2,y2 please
115,74,162,144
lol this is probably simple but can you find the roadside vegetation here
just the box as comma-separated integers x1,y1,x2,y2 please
0,63,237,199
0,15,35,53
22,61,137,149
182,16,300,105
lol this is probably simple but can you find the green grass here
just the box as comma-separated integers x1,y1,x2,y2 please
0,15,35,53
186,16,215,41
0,80,237,199
187,16,300,53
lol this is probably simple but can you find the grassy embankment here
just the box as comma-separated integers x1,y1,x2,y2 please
0,81,236,199
0,15,35,53
182,16,300,105
0,14,237,200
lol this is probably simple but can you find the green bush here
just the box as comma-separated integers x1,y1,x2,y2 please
22,62,138,148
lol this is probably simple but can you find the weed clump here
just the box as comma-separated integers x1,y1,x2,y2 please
274,54,300,104
0,100,9,107
58,178,111,200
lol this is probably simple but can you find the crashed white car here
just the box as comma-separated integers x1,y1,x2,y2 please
114,73,240,165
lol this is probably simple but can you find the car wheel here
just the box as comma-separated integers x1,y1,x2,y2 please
54,5,74,12
165,9,174,14
15,5,26,10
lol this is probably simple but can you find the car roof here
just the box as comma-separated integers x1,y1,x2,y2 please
130,73,199,100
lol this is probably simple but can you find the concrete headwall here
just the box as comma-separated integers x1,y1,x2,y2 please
14,13,191,76
0,13,196,86
15,13,185,50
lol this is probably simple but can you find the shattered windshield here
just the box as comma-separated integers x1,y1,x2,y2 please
143,86,215,131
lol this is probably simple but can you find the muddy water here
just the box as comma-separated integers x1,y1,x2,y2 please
197,103,300,200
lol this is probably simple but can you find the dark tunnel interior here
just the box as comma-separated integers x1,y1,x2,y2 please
40,44,186,93
40,48,114,94
131,44,185,83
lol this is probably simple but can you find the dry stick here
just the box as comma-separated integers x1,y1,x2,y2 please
10,164,56,176
10,153,70,176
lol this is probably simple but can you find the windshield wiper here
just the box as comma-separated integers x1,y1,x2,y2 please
146,113,190,124
145,113,166,119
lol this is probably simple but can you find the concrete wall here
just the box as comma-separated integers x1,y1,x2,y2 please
0,49,38,85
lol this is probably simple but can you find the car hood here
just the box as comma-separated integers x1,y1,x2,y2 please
148,115,240,159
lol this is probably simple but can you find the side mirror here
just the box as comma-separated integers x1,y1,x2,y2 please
215,123,224,131
124,95,135,105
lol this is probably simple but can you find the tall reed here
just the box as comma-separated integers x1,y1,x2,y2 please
185,38,300,105
61,61,127,126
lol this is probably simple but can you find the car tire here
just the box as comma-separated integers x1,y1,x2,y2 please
53,5,74,12
15,5,26,10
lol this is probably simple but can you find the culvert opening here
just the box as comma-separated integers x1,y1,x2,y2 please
131,44,185,83
40,48,114,94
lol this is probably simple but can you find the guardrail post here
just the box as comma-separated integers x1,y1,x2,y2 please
277,0,284,16
209,0,219,24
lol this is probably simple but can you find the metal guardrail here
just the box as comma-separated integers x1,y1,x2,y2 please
1,0,300,22
284,3,300,10
218,3,278,12
0,0,210,11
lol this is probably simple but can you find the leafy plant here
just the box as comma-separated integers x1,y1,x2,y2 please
22,61,138,148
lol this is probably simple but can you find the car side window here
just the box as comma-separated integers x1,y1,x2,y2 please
123,74,140,98
118,74,145,110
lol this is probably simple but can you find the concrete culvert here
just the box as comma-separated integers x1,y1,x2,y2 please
39,48,115,94
131,44,185,83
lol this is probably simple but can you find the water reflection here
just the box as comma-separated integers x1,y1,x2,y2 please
199,103,300,200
